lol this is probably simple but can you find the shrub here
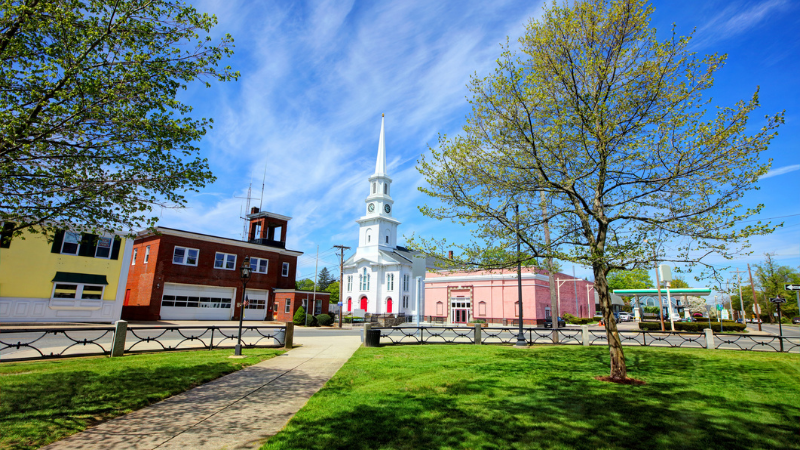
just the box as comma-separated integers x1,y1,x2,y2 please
328,312,336,321
639,321,745,332
644,306,661,314
306,314,319,327
316,314,333,326
469,319,486,324
292,306,306,325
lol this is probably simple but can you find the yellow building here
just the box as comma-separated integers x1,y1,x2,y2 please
0,226,133,323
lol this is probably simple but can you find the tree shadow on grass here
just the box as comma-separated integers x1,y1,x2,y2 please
262,347,800,450
0,361,250,450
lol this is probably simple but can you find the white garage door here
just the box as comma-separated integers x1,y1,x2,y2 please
160,283,234,321
243,289,268,321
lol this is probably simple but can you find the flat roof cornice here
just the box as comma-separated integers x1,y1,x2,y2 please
136,227,303,257
613,288,711,296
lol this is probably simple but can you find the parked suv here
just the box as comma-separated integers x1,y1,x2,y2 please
544,317,566,328
618,312,633,322
792,317,800,324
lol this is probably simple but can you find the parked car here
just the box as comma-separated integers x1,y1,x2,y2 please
735,318,744,324
543,317,566,328
792,317,800,324
618,312,633,322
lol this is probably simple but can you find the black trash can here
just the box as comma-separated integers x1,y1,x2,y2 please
364,329,381,347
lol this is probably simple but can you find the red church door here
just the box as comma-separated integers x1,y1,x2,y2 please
360,297,367,310
347,298,352,312
387,298,393,313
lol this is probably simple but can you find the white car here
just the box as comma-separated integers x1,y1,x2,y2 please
618,312,633,322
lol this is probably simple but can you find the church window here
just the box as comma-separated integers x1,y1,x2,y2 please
347,275,352,292
372,182,376,193
385,235,389,244
402,274,410,291
360,268,370,290
387,273,394,290
368,234,371,243
384,184,388,194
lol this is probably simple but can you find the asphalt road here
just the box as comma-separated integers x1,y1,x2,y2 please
759,323,800,337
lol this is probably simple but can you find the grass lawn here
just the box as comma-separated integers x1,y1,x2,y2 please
262,345,800,450
1,348,283,450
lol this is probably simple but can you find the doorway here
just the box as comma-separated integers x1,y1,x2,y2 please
451,297,471,324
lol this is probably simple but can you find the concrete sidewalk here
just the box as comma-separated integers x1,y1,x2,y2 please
42,335,362,450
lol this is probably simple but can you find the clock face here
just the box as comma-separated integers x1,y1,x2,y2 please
384,204,391,213
368,203,375,212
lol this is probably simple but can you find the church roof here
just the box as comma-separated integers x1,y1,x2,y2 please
343,247,414,269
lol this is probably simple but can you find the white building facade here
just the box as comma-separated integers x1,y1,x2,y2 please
341,115,430,320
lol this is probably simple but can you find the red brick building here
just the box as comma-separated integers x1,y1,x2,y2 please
121,209,328,321
272,289,331,323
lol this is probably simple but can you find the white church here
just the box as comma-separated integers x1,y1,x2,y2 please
341,115,433,319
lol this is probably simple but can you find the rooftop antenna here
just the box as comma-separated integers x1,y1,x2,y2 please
235,183,257,241
259,162,267,211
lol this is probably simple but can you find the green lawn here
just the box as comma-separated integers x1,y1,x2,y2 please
1,349,283,450
262,346,800,450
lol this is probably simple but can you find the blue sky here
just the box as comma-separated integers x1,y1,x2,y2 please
161,0,799,291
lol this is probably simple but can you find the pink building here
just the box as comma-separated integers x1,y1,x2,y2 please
423,268,596,325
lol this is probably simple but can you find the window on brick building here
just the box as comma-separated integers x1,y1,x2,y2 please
285,299,291,313
249,257,268,274
132,248,138,265
214,252,237,270
144,246,150,263
173,246,199,266
282,262,290,277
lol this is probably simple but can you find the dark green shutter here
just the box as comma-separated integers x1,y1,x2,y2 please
0,222,14,248
110,236,122,260
51,230,65,253
79,233,98,257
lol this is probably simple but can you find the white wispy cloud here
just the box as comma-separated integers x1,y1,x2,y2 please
760,164,800,179
160,0,544,259
692,0,789,49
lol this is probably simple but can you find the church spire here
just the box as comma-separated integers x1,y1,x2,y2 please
375,114,386,176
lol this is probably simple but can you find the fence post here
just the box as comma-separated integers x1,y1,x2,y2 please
111,320,127,357
552,325,560,344
704,328,715,350
581,325,589,347
284,322,294,349
363,323,371,343
474,323,482,345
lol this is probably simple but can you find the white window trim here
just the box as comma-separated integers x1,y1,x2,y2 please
285,299,291,313
144,245,151,264
214,252,237,270
51,282,106,300
251,257,269,274
132,248,138,265
94,236,113,259
282,262,290,277
61,231,81,255
173,246,199,266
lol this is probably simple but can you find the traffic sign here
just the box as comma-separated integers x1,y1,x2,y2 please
769,297,787,304
785,284,800,291
716,304,723,311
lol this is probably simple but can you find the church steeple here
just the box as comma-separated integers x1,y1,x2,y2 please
375,114,386,176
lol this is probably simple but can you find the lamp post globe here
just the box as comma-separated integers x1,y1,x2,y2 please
235,256,251,356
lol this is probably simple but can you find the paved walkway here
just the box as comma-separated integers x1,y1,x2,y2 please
42,335,362,450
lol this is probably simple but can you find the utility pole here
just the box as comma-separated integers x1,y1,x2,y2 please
333,245,350,328
747,263,761,331
309,245,319,327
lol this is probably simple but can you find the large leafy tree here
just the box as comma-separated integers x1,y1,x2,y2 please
0,0,237,239
413,0,782,380
606,269,652,291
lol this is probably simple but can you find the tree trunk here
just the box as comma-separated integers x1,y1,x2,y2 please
593,265,627,380
541,192,559,339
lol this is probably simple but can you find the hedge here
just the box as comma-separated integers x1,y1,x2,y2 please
639,321,746,332
316,314,333,326
563,313,598,325
292,306,306,326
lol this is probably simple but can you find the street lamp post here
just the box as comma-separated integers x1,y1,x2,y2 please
235,256,252,356
515,203,526,347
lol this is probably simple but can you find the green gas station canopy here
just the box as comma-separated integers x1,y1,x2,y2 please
612,288,711,296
